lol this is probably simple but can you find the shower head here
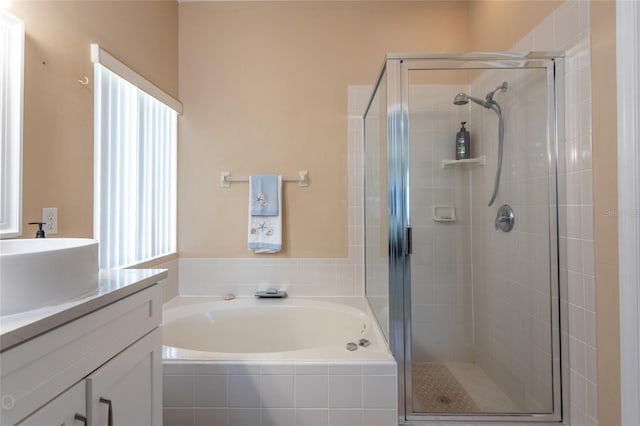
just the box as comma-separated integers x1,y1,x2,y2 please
453,93,469,105
453,92,488,108
453,82,508,109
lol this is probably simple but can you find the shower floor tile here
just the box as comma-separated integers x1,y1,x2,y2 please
446,362,519,412
412,363,479,413
411,362,519,414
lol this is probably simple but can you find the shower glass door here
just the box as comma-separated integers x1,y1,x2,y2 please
364,54,563,423
403,58,561,421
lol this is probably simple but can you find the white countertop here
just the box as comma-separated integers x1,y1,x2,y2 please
0,268,167,352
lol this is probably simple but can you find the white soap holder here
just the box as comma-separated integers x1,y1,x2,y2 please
433,205,456,222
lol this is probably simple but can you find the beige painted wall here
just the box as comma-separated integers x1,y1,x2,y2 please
10,0,178,239
10,0,565,258
177,1,470,258
591,1,620,424
468,0,563,51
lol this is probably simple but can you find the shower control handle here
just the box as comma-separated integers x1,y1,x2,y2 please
495,204,515,232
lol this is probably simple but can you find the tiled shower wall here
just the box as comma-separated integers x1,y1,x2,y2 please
469,67,554,411
512,1,597,424
408,84,474,363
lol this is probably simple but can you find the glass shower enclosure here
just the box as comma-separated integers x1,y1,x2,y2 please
363,53,564,423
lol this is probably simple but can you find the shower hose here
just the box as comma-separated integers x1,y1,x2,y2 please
487,102,504,207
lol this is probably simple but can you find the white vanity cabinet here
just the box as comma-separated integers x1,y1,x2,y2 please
17,381,86,426
86,328,161,426
0,280,163,426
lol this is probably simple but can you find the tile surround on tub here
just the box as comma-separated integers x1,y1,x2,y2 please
179,257,363,298
163,361,397,426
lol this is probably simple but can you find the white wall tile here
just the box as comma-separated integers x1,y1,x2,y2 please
295,409,328,426
362,362,396,375
295,363,328,375
228,375,261,408
260,375,294,408
164,362,194,375
261,409,295,426
363,376,396,409
584,310,597,347
329,409,363,426
329,375,362,409
362,409,397,426
328,363,361,375
164,375,194,407
295,375,328,408
224,363,262,375
586,380,598,421
164,408,194,426
570,337,587,377
195,375,227,407
585,345,597,384
228,408,260,426
582,240,595,276
194,408,227,426
261,363,294,375
570,369,587,411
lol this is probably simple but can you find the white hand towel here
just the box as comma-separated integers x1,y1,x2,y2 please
248,175,282,253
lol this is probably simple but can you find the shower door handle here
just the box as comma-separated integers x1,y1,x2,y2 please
405,227,413,255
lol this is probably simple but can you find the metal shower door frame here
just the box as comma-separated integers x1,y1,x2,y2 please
382,53,565,424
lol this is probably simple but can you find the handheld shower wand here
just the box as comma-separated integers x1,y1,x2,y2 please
453,82,508,206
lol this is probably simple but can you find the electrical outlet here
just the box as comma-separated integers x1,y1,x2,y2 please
42,207,58,235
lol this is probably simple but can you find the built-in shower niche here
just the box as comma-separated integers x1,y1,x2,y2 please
363,54,562,423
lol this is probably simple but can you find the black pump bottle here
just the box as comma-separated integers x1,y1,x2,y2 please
455,121,471,160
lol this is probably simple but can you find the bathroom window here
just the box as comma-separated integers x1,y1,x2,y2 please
92,45,181,269
0,11,24,239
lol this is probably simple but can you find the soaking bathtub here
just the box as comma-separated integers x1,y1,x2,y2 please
162,296,398,426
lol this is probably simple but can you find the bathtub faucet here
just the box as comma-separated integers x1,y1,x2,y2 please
255,288,287,298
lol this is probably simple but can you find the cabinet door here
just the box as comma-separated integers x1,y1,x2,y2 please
86,328,162,426
17,381,86,426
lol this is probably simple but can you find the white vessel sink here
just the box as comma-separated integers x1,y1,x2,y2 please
0,238,99,316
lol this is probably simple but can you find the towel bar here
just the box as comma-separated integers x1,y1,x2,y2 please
220,171,308,188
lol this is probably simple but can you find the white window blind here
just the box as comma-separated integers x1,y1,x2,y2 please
93,46,179,269
0,11,23,239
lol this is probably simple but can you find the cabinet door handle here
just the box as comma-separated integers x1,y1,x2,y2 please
74,413,87,425
99,397,113,426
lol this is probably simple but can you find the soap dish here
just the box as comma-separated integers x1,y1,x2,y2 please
433,205,456,222
255,288,288,298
